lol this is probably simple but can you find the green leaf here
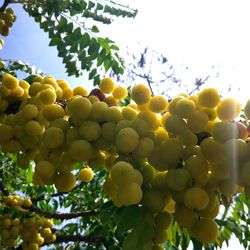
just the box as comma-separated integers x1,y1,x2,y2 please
70,42,79,53
72,2,82,12
91,25,99,33
80,33,90,50
116,206,142,233
88,38,99,54
96,3,103,10
58,48,67,58
78,50,86,61
136,222,154,245
89,68,97,80
39,21,48,31
34,15,41,23
104,59,111,72
23,75,36,84
48,29,54,39
49,37,60,47
104,5,112,13
26,166,33,184
93,75,100,86
71,27,82,41
57,16,68,32
65,22,74,33
97,49,106,66
122,229,138,250
110,44,119,51
63,54,73,64
87,1,95,9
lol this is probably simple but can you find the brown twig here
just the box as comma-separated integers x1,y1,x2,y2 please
0,0,10,12
28,205,98,220
0,0,18,12
32,182,86,202
44,234,102,245
14,234,102,249
0,169,9,196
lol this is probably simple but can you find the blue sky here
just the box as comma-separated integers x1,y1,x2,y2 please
0,1,248,249
2,0,250,104
0,4,88,88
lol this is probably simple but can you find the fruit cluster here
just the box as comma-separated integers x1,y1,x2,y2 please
1,73,250,248
0,195,55,249
0,8,16,37
4,194,32,209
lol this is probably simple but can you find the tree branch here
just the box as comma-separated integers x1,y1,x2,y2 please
28,205,98,220
15,234,102,249
189,75,210,95
32,182,85,202
0,169,9,196
131,70,154,96
0,0,11,12
0,0,18,12
45,234,102,245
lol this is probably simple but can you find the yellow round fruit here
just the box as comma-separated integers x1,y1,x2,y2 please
191,218,219,244
38,88,57,105
216,97,241,121
89,101,108,122
67,96,92,120
23,198,32,208
54,171,76,192
155,211,172,229
131,84,151,105
197,88,220,108
137,111,159,131
116,127,139,153
42,104,65,121
25,120,44,136
133,137,155,158
122,106,138,120
187,110,209,133
130,118,150,137
111,161,134,185
175,98,196,118
164,114,186,135
73,86,88,96
112,86,128,100
21,104,38,120
104,106,122,123
149,95,168,113
143,188,168,213
99,77,115,94
35,161,55,179
69,139,93,162
79,121,101,142
200,137,224,164
117,182,142,205
212,121,239,144
175,204,198,229
3,73,19,89
168,96,185,114
184,187,209,211
244,99,250,119
105,96,118,106
42,127,64,149
154,228,168,244
78,168,94,182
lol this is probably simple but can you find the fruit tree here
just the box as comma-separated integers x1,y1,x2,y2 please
1,1,250,250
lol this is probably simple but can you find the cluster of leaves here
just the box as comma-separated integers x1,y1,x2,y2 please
0,59,45,79
21,0,137,85
0,150,128,249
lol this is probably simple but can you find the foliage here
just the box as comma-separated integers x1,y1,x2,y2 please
1,1,250,250
21,0,137,84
